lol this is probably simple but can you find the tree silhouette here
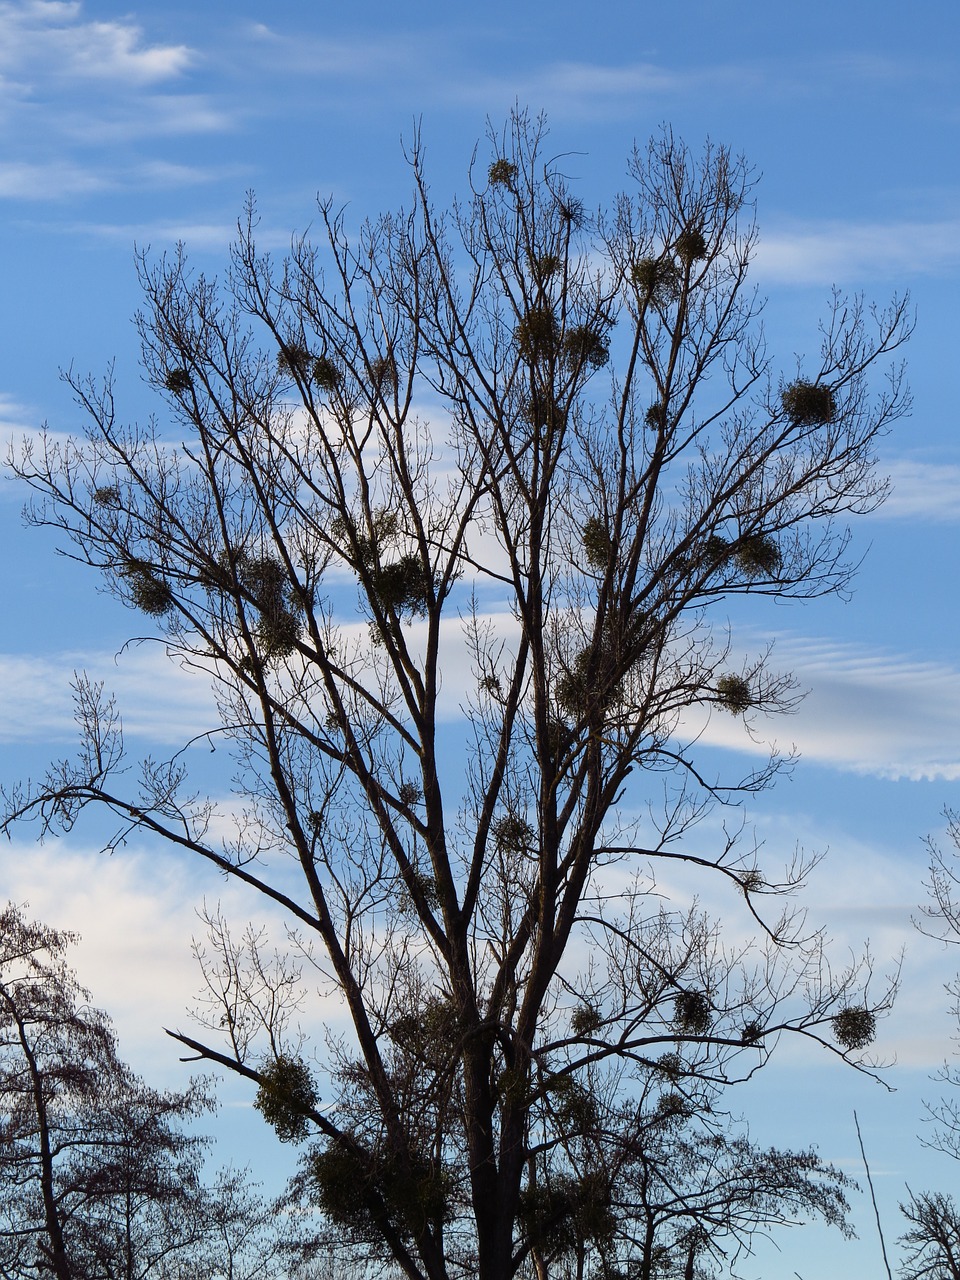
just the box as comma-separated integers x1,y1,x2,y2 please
0,903,210,1278
3,112,910,1279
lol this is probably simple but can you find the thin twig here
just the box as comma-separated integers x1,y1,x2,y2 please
855,1109,894,1280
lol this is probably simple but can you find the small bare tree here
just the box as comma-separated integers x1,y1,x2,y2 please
891,816,960,1280
3,112,909,1280
900,1191,960,1280
916,810,960,1157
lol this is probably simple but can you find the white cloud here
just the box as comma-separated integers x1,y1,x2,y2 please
1,837,351,1084
3,840,205,1074
0,391,35,432
244,22,428,78
441,51,930,120
0,3,229,184
3,610,959,782
134,159,226,187
0,1,193,85
445,58,753,119
879,458,960,521
754,218,960,284
57,95,236,144
63,218,237,250
0,158,106,198
699,634,960,781
0,155,233,201
0,646,217,744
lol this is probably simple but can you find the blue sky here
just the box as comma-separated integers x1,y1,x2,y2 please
1,1,959,1274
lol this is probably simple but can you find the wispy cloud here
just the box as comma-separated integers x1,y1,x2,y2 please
57,95,236,144
0,647,217,744
244,21,429,79
0,158,107,198
0,1,193,86
0,391,36,434
0,156,236,202
4,610,959,781
452,59,759,117
701,634,960,781
0,2,231,200
57,218,238,250
879,458,960,521
441,50,935,119
755,218,960,284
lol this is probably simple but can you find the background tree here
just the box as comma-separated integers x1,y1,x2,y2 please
899,1192,960,1280
0,902,281,1280
199,1165,292,1280
891,815,960,1280
915,810,960,1156
3,113,910,1280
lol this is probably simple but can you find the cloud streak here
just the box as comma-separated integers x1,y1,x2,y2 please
0,647,218,745
702,633,960,781
754,218,960,284
878,458,960,521
2,611,959,781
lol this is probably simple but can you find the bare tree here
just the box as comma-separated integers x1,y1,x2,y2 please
899,1192,960,1280
200,1165,292,1280
889,817,960,1280
915,810,960,1157
3,113,910,1280
0,904,289,1280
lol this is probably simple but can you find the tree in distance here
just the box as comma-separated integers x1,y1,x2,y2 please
0,903,217,1277
3,112,911,1279
893,814,960,1280
0,902,288,1280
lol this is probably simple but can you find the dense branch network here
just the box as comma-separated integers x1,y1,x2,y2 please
2,113,910,1280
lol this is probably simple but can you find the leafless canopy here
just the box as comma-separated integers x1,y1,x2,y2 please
3,113,910,1280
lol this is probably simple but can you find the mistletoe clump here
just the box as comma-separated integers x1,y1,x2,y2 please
124,561,174,617
673,989,712,1035
570,1004,603,1036
371,554,432,617
735,533,781,578
557,612,649,717
369,355,398,394
164,368,193,394
631,256,681,304
581,516,613,569
254,1054,317,1143
277,343,313,379
515,306,560,363
523,388,567,433
311,1138,450,1239
92,485,121,508
644,402,667,431
716,674,752,715
781,379,837,426
493,811,535,854
832,1006,876,1051
311,355,342,391
488,158,518,188
702,534,732,567
675,226,708,263
238,553,301,658
562,323,610,371
531,252,562,279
